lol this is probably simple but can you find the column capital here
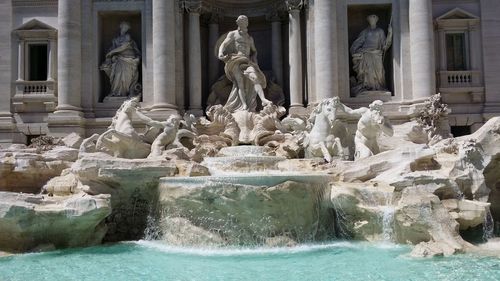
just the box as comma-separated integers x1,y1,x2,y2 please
208,10,224,24
266,7,286,22
285,0,304,12
184,0,203,14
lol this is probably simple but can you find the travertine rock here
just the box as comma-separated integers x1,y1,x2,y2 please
442,199,490,230
42,146,79,162
0,192,111,252
0,151,72,193
394,187,470,252
62,132,84,149
69,153,178,241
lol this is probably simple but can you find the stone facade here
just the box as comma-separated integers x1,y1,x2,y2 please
0,0,498,144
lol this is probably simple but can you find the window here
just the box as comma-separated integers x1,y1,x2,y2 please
28,44,48,81
446,33,467,71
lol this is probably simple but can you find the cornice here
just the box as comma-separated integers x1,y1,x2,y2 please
12,0,58,7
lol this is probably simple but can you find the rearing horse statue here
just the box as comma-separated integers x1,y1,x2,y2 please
96,96,163,158
304,97,348,162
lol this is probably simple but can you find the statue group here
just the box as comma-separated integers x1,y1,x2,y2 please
87,15,394,163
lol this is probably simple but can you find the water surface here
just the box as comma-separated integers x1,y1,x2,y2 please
1,241,499,281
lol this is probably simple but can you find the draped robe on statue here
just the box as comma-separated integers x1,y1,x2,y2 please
216,32,267,113
350,27,390,93
223,55,267,112
101,34,141,97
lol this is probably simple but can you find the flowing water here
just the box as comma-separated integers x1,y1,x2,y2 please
1,241,500,281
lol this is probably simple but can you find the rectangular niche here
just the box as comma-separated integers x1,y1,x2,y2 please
347,4,393,98
98,11,142,103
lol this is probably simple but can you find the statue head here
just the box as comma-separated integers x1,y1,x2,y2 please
119,21,131,35
165,115,181,130
367,14,379,27
236,15,249,30
369,100,384,112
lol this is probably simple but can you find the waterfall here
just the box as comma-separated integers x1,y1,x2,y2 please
483,208,494,242
143,206,162,241
381,206,395,242
331,196,352,239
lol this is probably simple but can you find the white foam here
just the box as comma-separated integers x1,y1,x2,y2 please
132,240,362,257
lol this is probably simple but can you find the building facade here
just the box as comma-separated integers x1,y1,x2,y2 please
0,0,499,144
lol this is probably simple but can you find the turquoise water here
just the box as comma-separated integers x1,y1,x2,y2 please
1,241,500,281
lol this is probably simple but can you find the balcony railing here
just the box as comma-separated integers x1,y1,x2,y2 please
15,80,56,96
12,80,57,112
438,70,482,89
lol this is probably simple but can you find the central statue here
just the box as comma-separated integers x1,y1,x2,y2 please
217,15,272,113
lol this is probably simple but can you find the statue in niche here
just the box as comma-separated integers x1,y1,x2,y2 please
216,15,272,113
350,14,392,96
100,21,141,99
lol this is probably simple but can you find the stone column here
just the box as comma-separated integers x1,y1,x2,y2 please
409,0,435,101
208,12,220,87
287,0,304,110
269,12,283,87
16,40,24,81
152,0,177,113
48,0,84,136
314,0,338,101
186,1,203,116
55,0,82,113
47,37,56,81
0,0,14,144
175,4,185,112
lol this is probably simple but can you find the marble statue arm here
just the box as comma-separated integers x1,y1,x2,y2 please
135,110,164,129
350,30,366,55
218,32,234,62
380,118,394,137
250,37,258,64
338,104,367,117
106,41,132,58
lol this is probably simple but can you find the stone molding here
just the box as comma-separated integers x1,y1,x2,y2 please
12,0,57,7
285,0,303,11
183,0,203,14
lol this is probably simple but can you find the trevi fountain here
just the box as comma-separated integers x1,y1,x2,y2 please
1,4,500,281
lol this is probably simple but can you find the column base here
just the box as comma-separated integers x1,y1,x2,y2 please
147,108,180,121
288,105,307,116
483,102,500,120
0,113,16,145
186,108,204,117
47,109,85,138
